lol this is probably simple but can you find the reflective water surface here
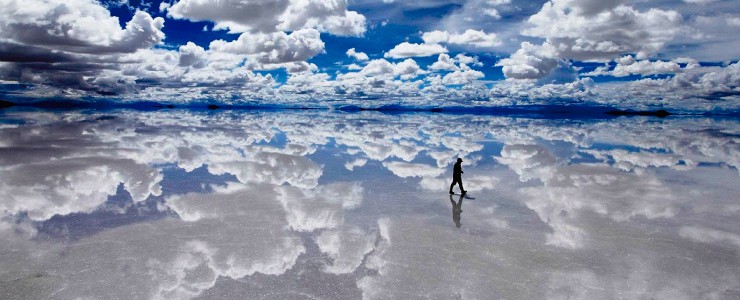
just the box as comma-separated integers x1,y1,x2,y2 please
0,109,739,299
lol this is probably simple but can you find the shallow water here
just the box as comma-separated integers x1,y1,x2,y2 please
0,109,739,299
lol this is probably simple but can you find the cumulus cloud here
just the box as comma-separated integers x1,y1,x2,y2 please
384,42,448,59
422,29,501,48
611,58,682,77
583,55,698,78
346,48,369,61
429,53,460,71
598,61,740,108
209,29,325,64
392,58,427,79
166,0,366,36
0,0,367,99
0,0,165,94
523,0,683,61
428,54,483,76
0,0,737,112
441,69,485,85
493,0,688,81
178,42,208,68
0,0,164,54
495,42,559,80
482,8,501,19
490,77,596,104
434,0,514,35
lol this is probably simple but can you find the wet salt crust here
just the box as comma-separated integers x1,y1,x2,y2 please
0,109,739,299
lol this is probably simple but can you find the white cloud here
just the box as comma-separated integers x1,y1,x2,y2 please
490,78,596,104
159,2,171,12
422,29,501,48
495,42,559,80
0,0,166,94
346,48,369,61
429,53,459,71
178,42,207,68
166,0,366,36
360,59,395,76
456,53,482,67
679,14,740,61
0,0,736,111
428,54,484,75
392,58,427,79
209,28,325,64
583,55,690,78
610,57,682,77
728,17,740,27
0,0,164,53
448,30,500,48
384,42,448,59
603,61,740,107
421,29,501,48
347,63,363,71
335,58,428,87
523,0,683,61
442,69,485,85
482,8,501,19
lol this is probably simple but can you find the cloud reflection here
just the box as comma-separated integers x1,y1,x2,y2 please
0,110,738,299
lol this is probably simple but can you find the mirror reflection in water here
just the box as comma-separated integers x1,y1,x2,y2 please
0,109,738,299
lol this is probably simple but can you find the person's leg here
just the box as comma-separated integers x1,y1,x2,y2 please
458,178,465,193
449,179,457,194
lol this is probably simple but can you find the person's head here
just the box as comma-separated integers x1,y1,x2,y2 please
457,158,463,163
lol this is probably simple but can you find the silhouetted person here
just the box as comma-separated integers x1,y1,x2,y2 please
450,194,464,228
449,158,466,195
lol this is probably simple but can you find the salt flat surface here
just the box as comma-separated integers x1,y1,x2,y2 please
0,109,739,299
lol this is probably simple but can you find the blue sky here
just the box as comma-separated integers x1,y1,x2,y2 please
0,0,739,111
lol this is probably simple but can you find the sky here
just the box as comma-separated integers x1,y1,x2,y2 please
0,0,739,111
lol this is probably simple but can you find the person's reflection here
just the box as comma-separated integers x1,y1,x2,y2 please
450,194,464,228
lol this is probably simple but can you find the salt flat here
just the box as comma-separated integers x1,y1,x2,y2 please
0,109,739,299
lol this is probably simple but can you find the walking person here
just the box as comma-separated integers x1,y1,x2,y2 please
449,158,466,195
